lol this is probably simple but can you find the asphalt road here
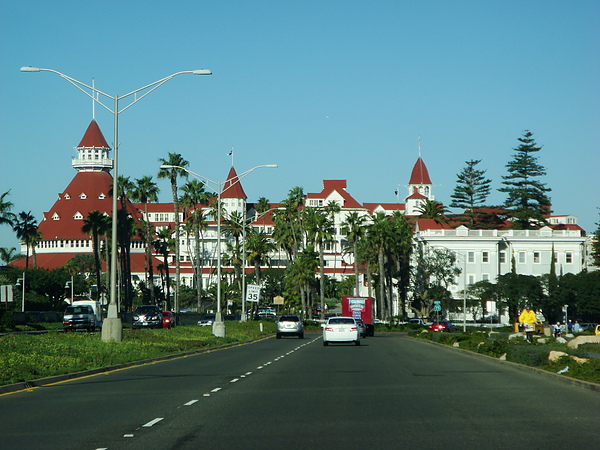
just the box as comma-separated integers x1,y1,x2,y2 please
0,333,598,449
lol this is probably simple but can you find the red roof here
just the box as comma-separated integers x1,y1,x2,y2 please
221,167,247,199
306,180,363,209
77,120,110,149
11,252,159,273
363,203,405,214
38,171,141,240
414,218,452,231
408,157,432,185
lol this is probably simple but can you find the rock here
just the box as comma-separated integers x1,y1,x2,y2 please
508,333,522,341
549,350,568,362
499,353,506,361
452,342,460,347
536,338,547,344
556,337,568,344
567,335,600,349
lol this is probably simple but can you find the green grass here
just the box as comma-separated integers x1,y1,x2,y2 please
411,329,600,385
0,322,276,386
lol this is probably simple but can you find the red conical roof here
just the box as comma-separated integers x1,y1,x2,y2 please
409,157,432,185
77,120,110,148
221,167,247,199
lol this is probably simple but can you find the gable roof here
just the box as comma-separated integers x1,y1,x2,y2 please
77,120,110,149
221,167,247,199
306,180,363,208
408,157,432,185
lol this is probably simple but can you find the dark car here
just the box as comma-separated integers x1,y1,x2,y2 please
428,321,457,332
132,305,162,329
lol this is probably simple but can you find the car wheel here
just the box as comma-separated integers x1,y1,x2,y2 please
323,341,328,346
355,340,361,346
276,333,281,339
299,332,304,339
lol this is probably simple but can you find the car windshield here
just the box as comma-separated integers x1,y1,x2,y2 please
329,318,355,325
135,306,159,315
279,316,299,322
66,306,91,314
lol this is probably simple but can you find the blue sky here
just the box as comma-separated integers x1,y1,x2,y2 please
1,0,598,251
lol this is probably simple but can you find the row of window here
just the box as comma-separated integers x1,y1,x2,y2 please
467,251,574,264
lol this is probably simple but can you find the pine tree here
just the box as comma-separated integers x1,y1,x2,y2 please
499,131,551,229
450,159,492,226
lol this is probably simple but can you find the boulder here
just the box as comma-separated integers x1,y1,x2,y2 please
567,335,600,349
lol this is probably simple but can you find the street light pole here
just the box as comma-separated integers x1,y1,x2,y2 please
21,66,211,342
160,164,277,336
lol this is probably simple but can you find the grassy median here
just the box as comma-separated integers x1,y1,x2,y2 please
0,322,276,387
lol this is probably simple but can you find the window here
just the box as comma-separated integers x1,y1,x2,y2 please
468,275,475,285
482,274,490,282
533,252,540,263
566,252,573,263
518,252,526,264
499,252,506,264
482,251,489,263
468,251,475,263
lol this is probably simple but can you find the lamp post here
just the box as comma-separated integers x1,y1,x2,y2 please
160,164,277,337
16,272,25,313
65,275,74,303
21,66,211,342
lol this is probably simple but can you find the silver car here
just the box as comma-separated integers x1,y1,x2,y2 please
276,315,304,339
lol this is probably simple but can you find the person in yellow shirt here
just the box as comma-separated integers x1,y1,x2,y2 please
518,306,539,343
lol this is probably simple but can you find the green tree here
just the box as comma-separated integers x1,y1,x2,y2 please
341,211,367,296
591,209,600,267
496,272,545,323
130,175,160,303
0,190,16,228
0,247,21,264
366,212,395,318
416,199,449,224
450,159,492,226
154,226,175,309
82,211,110,300
499,131,551,229
158,153,189,312
12,211,38,269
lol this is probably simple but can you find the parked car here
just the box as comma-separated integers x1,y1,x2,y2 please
132,305,162,329
595,324,600,336
408,318,427,326
428,321,457,332
162,311,176,328
322,316,360,346
276,315,304,339
63,304,99,332
197,313,216,326
356,318,367,338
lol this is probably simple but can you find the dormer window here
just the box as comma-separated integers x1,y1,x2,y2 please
64,194,71,200
79,193,87,199
74,212,83,220
98,193,106,199
52,212,60,220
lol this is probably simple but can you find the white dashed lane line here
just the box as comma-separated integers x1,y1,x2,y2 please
142,418,164,427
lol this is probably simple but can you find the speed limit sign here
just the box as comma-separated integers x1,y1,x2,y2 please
246,284,261,303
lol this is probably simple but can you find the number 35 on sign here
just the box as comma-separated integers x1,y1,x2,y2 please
246,284,261,303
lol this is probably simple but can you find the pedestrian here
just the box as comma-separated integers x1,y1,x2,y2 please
554,322,561,338
573,321,580,333
518,306,539,343
567,320,573,333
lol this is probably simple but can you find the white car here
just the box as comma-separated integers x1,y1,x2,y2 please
323,316,360,346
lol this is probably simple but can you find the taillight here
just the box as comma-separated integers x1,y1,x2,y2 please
351,327,357,331
325,327,333,332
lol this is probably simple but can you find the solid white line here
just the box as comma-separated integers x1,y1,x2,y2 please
184,400,198,406
211,387,222,393
142,418,164,427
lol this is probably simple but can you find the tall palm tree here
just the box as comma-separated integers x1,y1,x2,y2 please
13,211,37,269
180,177,213,311
129,175,160,303
367,212,395,319
305,207,334,319
154,226,175,309
0,190,16,228
255,197,270,230
285,246,318,319
223,210,246,294
82,211,111,300
341,211,367,296
416,199,449,224
158,153,189,312
245,229,275,285
390,211,414,319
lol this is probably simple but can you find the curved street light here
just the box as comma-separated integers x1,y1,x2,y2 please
160,164,277,337
21,66,212,342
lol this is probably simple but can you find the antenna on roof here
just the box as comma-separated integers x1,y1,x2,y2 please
92,79,96,120
418,135,421,158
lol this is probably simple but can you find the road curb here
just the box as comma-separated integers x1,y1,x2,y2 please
0,335,272,396
407,335,600,393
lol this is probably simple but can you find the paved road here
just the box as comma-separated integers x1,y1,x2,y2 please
0,333,598,449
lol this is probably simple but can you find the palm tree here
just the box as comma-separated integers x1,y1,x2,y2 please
158,153,189,312
154,226,175,309
223,210,246,296
180,177,213,311
0,247,20,264
341,211,367,296
245,229,275,285
390,211,414,319
255,197,270,230
82,211,111,300
285,246,318,319
366,212,395,319
13,211,37,269
0,190,16,228
129,176,160,303
416,199,449,224
117,175,136,309
305,207,334,319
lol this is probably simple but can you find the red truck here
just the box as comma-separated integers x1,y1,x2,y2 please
341,296,375,337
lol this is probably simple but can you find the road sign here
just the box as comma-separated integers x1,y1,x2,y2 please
433,304,442,312
246,284,261,303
